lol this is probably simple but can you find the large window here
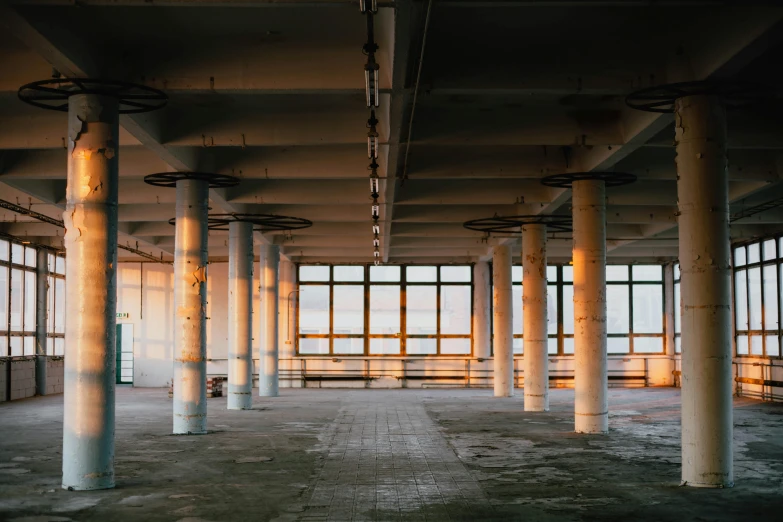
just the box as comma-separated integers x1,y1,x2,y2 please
508,264,665,356
0,240,38,356
734,238,781,357
47,252,66,355
297,265,472,356
674,263,681,354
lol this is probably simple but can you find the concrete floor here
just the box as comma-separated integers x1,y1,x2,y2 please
0,388,781,522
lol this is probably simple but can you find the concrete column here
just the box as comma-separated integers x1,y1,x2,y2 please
61,93,119,491
572,179,608,434
35,248,48,396
259,245,280,397
492,244,513,397
676,95,733,488
278,259,295,388
172,179,209,434
522,224,549,412
472,262,491,359
227,221,254,410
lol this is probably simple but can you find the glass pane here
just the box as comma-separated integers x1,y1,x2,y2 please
632,265,662,281
563,336,574,355
634,337,663,354
562,265,573,282
763,265,778,330
11,244,23,264
370,338,400,355
748,243,760,264
23,336,34,356
441,285,471,335
606,265,629,281
562,284,574,335
48,253,55,272
513,337,523,354
546,285,558,335
406,266,437,282
548,337,557,355
370,285,400,334
299,338,329,355
10,269,22,330
763,239,777,261
0,240,8,261
607,337,630,354
47,276,54,333
54,279,65,334
675,336,681,354
633,285,663,333
46,337,53,356
24,271,35,332
55,256,65,275
298,286,329,334
511,266,522,283
734,247,746,267
0,336,6,356
674,282,681,334
406,338,437,355
440,266,471,282
512,284,522,335
441,338,471,355
751,335,763,355
333,266,364,282
734,271,747,330
607,285,630,333
547,266,557,281
0,267,7,331
10,337,22,357
299,265,330,282
767,335,780,357
333,285,364,334
406,286,436,334
333,338,364,355
54,337,64,356
24,247,36,267
370,265,400,282
748,267,762,330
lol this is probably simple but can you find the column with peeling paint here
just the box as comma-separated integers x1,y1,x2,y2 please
572,179,608,434
473,262,491,360
523,224,549,412
493,244,513,397
259,245,280,397
172,179,209,434
677,95,733,487
228,221,254,410
62,94,119,490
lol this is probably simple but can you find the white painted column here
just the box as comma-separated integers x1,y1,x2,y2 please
259,245,280,397
172,179,209,434
523,224,549,412
492,244,513,397
473,261,491,359
277,259,295,388
572,179,608,434
227,221,254,410
677,95,733,488
61,93,119,490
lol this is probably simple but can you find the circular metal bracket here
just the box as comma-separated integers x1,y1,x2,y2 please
144,172,240,189
625,80,771,114
208,213,313,232
463,214,572,235
540,172,637,189
18,78,167,114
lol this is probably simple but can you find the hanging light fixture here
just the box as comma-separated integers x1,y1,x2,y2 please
359,0,377,13
367,110,379,159
364,57,380,108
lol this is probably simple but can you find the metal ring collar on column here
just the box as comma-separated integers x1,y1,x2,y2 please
541,172,637,189
207,213,313,232
18,78,167,114
463,215,573,235
625,80,773,114
143,172,241,189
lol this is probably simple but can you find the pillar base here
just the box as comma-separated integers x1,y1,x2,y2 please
524,394,549,412
680,480,734,489
575,413,608,434
227,392,253,410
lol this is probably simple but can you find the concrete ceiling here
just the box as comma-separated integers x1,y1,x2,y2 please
0,0,782,264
